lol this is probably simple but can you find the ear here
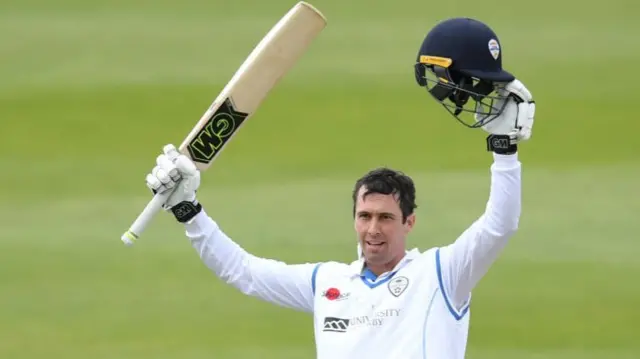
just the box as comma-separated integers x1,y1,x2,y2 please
404,213,416,232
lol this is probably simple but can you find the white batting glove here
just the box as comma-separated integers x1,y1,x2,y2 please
145,144,201,210
475,79,536,154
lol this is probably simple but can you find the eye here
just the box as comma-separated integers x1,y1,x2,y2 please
358,213,370,219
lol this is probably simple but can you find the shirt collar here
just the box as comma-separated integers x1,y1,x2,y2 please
348,248,421,278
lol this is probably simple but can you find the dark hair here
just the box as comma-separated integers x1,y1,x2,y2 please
352,167,417,222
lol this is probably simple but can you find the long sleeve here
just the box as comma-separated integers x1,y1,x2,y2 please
436,152,521,317
183,210,320,313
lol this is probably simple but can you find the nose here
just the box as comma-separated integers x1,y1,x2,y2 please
367,220,381,237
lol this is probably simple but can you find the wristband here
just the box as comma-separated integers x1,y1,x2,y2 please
170,200,202,223
486,134,517,155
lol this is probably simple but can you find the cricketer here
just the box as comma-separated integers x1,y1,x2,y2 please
144,18,536,359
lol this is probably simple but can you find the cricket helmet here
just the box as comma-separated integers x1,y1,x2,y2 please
414,17,514,128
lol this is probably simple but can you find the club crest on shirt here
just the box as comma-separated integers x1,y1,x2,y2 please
388,276,409,297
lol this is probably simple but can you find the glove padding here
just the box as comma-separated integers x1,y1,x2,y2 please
476,79,536,144
145,144,201,210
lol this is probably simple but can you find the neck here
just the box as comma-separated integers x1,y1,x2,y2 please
365,253,405,277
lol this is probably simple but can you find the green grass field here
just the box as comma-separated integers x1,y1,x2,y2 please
2,0,639,358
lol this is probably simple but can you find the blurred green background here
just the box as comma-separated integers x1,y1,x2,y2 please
1,0,638,358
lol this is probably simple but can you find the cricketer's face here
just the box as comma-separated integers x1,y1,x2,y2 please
354,186,415,271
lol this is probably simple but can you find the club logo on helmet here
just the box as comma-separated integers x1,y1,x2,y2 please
488,39,500,60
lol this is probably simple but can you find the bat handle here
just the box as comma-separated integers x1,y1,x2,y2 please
121,191,172,246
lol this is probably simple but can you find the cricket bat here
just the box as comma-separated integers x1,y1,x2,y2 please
120,1,327,246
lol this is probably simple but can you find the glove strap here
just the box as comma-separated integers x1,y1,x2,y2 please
486,134,518,155
170,200,203,223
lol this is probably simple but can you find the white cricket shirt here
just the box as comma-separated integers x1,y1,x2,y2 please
183,152,521,359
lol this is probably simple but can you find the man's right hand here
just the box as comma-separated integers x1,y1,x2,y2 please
145,144,202,222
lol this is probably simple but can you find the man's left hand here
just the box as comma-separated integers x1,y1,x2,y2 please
477,79,536,153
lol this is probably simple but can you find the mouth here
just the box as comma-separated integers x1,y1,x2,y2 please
365,241,385,248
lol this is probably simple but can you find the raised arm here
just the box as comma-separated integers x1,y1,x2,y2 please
435,79,535,317
142,144,320,313
184,210,320,313
436,152,521,317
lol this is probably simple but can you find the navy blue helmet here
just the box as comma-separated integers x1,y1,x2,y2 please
414,18,514,128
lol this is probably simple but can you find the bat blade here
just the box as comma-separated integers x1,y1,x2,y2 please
120,1,327,246
179,1,327,170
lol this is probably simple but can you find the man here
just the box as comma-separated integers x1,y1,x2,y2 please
144,17,535,359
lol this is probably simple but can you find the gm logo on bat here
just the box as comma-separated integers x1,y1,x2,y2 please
187,97,249,164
